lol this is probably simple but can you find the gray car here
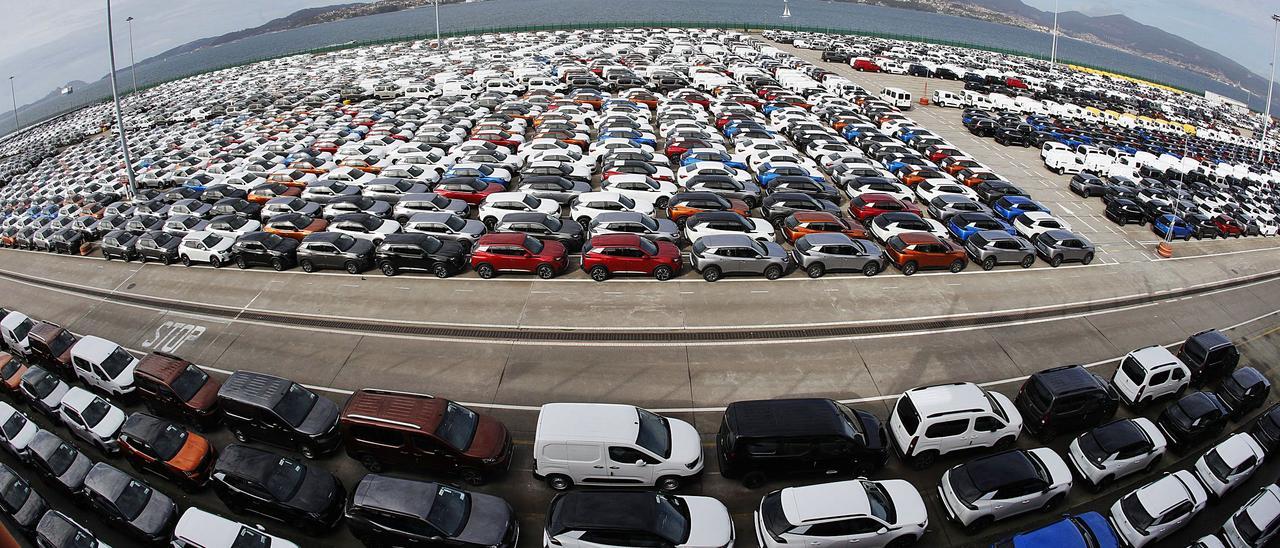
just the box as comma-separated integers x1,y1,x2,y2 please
685,176,764,208
82,462,178,543
689,234,791,282
392,193,468,222
493,212,585,251
402,211,486,246
927,194,992,221
514,175,592,205
1033,229,1095,267
0,462,46,534
588,211,681,243
791,233,885,277
964,230,1037,270
26,429,93,496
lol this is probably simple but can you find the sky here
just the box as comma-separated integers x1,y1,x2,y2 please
0,0,1273,108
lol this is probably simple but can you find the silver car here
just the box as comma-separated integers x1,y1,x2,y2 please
928,194,992,221
392,193,468,223
689,234,791,282
965,230,1036,270
588,212,681,243
402,212,486,246
1033,229,1095,267
791,233,885,277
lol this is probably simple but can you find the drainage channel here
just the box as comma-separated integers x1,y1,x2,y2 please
2,267,1276,342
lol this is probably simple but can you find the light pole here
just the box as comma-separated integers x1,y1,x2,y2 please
434,0,444,50
1260,13,1280,164
6,76,17,133
1049,0,1059,73
106,0,139,200
126,16,138,97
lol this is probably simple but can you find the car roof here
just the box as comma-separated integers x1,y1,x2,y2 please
341,389,446,433
500,212,552,223
1090,419,1148,453
724,398,852,438
1030,365,1103,396
697,233,755,247
1128,345,1182,370
219,371,291,407
782,480,870,523
352,474,437,516
961,450,1040,491
69,336,120,363
1135,473,1195,516
898,232,941,245
803,233,855,245
589,234,642,247
537,403,640,444
549,491,671,538
478,232,528,245
904,383,992,417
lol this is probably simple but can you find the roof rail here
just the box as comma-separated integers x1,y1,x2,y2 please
360,388,435,399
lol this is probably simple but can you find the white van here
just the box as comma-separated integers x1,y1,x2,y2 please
533,403,703,492
371,83,402,100
1044,149,1085,175
0,311,34,356
931,89,964,108
69,335,138,397
880,87,913,110
402,84,435,99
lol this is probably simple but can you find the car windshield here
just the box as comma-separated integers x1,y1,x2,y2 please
760,490,792,536
435,402,479,451
152,423,189,460
231,526,271,548
82,398,112,426
635,408,672,459
426,485,470,537
886,236,907,253
0,358,19,379
543,216,563,231
1,413,25,439
171,365,209,402
100,347,134,379
429,194,449,207
0,478,28,512
1204,449,1234,481
11,320,31,342
262,234,285,248
114,480,153,521
272,383,318,428
1120,492,1156,534
1235,509,1264,543
1077,431,1110,465
200,234,222,247
443,215,466,231
950,466,984,504
266,457,306,500
523,236,544,254
863,481,896,523
47,443,78,475
638,238,658,256
895,396,921,435
152,233,173,246
654,495,691,543
333,234,358,252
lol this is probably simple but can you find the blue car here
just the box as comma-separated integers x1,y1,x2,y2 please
680,151,747,171
991,512,1118,548
596,129,655,147
723,122,770,138
757,163,824,187
1152,214,1192,240
841,126,868,141
442,166,506,186
993,196,1049,221
947,212,1015,241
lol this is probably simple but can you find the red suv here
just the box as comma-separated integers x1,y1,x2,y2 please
581,234,682,281
848,192,920,222
470,232,569,279
1213,214,1243,237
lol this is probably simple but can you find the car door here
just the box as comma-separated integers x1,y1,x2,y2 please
972,416,1006,448
62,408,92,445
1146,369,1174,400
1151,500,1193,541
224,473,277,518
413,433,461,472
923,419,970,455
71,356,100,391
606,446,657,485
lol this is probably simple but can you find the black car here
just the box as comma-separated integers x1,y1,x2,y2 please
1177,329,1239,386
1015,365,1118,440
374,233,467,278
993,126,1031,147
1069,174,1106,197
231,232,298,271
766,176,842,203
101,229,139,261
209,197,261,219
82,462,178,543
1140,198,1174,223
761,192,841,224
716,398,887,488
969,119,999,138
211,444,345,531
26,429,93,497
35,511,102,548
973,181,1028,205
1101,185,1139,206
545,491,708,548
1157,391,1229,449
135,231,182,264
297,232,375,274
820,50,851,63
125,214,165,235
1185,213,1221,239
48,228,84,255
19,367,68,419
217,371,341,458
1217,366,1270,420
1248,403,1280,452
493,212,585,251
199,184,248,204
0,462,47,535
90,215,130,239
1104,198,1146,226
325,195,392,219
346,474,518,548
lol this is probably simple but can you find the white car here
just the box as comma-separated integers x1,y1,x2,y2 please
870,213,948,243
477,191,560,228
938,448,1072,531
600,174,679,209
327,213,401,244
1067,417,1166,491
544,491,732,548
1193,433,1265,499
754,479,928,548
570,192,654,226
888,382,1023,469
179,231,235,268
1111,345,1191,408
683,211,775,242
1013,211,1073,240
206,215,262,239
676,161,752,186
68,335,138,397
58,387,126,455
172,507,300,548
0,402,38,459
0,311,34,356
1193,535,1228,548
1220,484,1280,548
1108,470,1208,548
914,180,978,204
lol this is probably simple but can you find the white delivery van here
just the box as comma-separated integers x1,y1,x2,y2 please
0,311,34,356
371,83,402,99
880,87,913,110
1044,149,1085,175
69,335,138,397
533,403,703,492
931,89,964,108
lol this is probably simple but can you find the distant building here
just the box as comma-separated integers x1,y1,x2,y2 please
1204,91,1248,113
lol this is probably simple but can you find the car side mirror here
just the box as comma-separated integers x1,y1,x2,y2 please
877,527,889,535
635,459,647,467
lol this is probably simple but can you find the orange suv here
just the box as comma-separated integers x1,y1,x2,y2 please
781,212,868,243
885,232,968,275
118,412,216,490
666,192,751,227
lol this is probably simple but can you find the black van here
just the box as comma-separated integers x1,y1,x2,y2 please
1015,365,1118,440
716,398,887,488
217,371,342,458
1177,329,1239,385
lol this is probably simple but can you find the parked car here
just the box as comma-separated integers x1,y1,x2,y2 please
217,371,342,458
19,365,68,419
1249,402,1280,452
1111,345,1190,408
345,475,519,548
1015,365,1118,440
1218,366,1271,420
544,491,733,548
689,233,791,281
990,512,1119,548
231,232,298,270
887,382,1022,469
82,462,179,543
581,233,682,281
938,448,1072,531
171,507,300,548
374,232,468,277
791,232,885,277
0,462,47,535
297,232,375,274
1105,198,1146,226
1193,433,1265,499
1219,484,1280,548
1033,230,1095,267
135,231,182,264
402,211,487,246
492,211,585,251
1177,329,1239,386
470,232,569,279
210,443,345,531
132,352,220,430
0,402,37,459
884,232,967,275
1157,391,1230,449
1108,470,1208,547
1066,418,1167,492
26,429,92,496
58,386,126,455
118,412,215,490
34,511,106,548
179,231,235,267
754,479,927,548
964,230,1036,270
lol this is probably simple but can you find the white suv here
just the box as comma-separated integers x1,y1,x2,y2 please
68,335,138,397
0,402,38,459
887,382,1022,469
179,231,235,268
1220,484,1280,548
1109,470,1208,547
1193,433,1265,499
172,507,300,548
1111,345,1190,408
1067,418,1166,491
754,479,928,548
938,448,1072,532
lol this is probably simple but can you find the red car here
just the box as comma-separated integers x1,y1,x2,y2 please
470,233,569,279
853,58,882,72
848,192,921,222
1213,214,1244,237
581,234,682,281
433,177,504,205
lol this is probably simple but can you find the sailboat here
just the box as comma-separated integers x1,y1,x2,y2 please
781,0,792,18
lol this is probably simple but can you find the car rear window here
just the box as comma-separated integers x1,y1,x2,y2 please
1023,378,1054,413
895,396,921,435
1119,356,1145,385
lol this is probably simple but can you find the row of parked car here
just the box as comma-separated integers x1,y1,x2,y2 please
0,301,1273,546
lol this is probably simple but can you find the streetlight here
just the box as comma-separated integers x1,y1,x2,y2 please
1049,0,1059,73
434,0,443,50
1260,13,1280,164
126,16,138,97
106,0,139,200
6,76,17,133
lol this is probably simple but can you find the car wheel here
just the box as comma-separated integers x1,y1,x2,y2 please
702,266,721,282
576,217,591,229
656,476,682,492
1090,475,1112,493
763,264,783,280
476,263,495,279
433,263,450,278
1036,426,1057,442
909,450,936,470
271,258,285,271
103,253,111,261
1020,255,1034,268
483,217,497,230
966,515,994,534
1117,218,1125,226
209,256,222,269
742,471,767,489
161,255,172,266
460,469,485,486
655,197,669,209
653,265,673,281
901,261,918,276
232,429,248,443
345,261,361,274
300,259,315,273
862,261,880,276
948,259,965,273
1082,252,1093,265
536,263,556,279
806,263,825,278
546,475,572,491
380,262,396,276
235,255,247,269
589,265,609,282
1049,254,1063,267
181,255,192,267
981,257,996,271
